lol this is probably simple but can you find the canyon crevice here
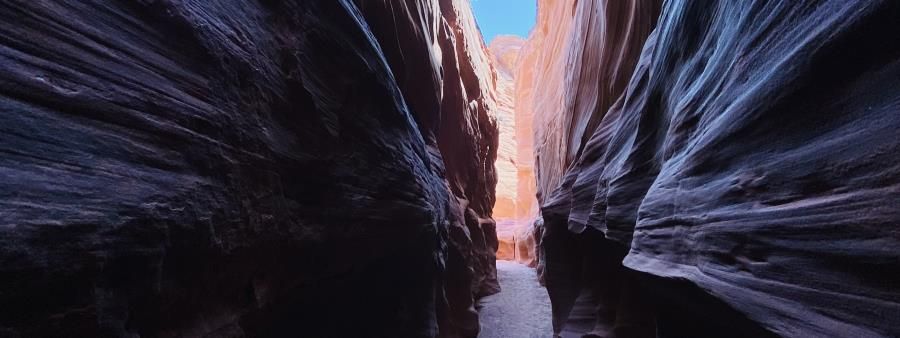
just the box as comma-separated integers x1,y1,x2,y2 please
1,0,899,337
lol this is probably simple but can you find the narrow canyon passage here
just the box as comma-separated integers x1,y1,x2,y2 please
1,0,899,337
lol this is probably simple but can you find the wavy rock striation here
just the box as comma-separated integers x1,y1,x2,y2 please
0,0,499,337
523,0,900,337
489,35,522,222
518,0,661,334
358,1,504,335
487,35,537,266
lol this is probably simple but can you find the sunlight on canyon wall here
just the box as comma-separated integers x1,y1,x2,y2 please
488,35,541,266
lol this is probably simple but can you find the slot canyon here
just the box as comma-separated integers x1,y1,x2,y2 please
0,0,898,337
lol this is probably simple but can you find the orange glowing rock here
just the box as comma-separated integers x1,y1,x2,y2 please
488,32,542,266
489,35,524,221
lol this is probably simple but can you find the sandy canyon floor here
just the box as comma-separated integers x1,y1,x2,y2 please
478,260,554,338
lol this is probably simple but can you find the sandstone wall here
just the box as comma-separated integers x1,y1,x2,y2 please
523,0,900,337
0,1,500,337
619,2,900,336
359,1,508,335
489,35,522,221
488,34,542,267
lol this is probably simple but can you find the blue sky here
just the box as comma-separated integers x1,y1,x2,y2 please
470,0,537,44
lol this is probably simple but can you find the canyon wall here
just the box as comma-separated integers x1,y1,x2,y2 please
520,0,662,334
489,34,541,267
489,35,522,222
524,0,900,337
359,1,504,335
488,35,531,264
0,0,499,337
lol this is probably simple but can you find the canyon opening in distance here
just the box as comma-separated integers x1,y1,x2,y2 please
1,1,899,338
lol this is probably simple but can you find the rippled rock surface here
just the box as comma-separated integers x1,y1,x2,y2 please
0,0,499,336
487,35,539,266
523,0,900,337
359,1,504,335
519,0,661,335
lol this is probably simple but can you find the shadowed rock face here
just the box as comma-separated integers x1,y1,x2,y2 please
621,2,900,336
358,1,503,335
0,0,498,337
517,0,662,334
523,0,900,337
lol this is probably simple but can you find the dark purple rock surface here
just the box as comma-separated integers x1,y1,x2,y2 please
529,0,900,337
0,1,499,337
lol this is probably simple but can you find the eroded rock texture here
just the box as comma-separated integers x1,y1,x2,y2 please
524,0,900,337
519,0,661,335
0,0,499,337
358,1,503,335
489,35,522,222
487,35,540,265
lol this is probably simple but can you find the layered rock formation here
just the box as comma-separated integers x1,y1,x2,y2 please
487,35,524,263
489,35,522,221
518,0,662,334
358,1,504,335
0,0,500,337
521,0,900,337
487,34,541,267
